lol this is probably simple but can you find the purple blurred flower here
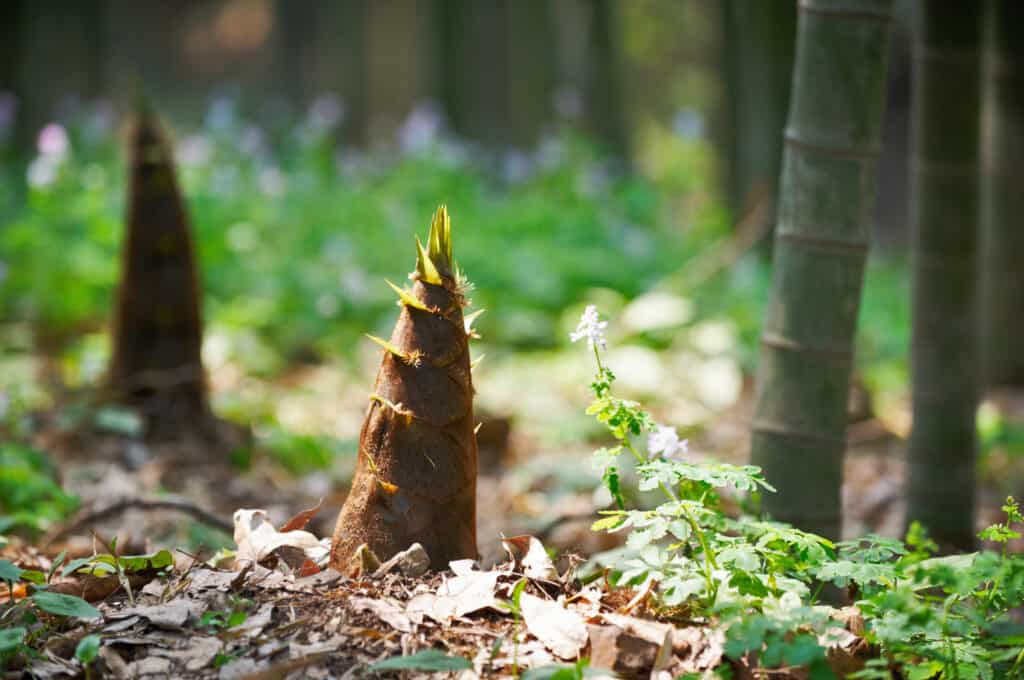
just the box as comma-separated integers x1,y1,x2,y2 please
0,92,17,141
672,108,704,140
502,150,533,183
240,125,266,156
308,93,345,130
398,101,443,152
554,87,583,120
206,95,237,131
37,123,69,157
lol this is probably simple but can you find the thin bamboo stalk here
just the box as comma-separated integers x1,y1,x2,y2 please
906,1,983,551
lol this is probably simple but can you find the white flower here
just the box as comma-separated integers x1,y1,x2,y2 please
27,155,61,189
570,304,608,350
176,134,212,167
258,166,286,196
648,424,688,460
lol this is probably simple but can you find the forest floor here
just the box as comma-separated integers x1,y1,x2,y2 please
3,347,1024,678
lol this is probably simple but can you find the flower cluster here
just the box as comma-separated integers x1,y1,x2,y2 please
569,304,608,350
648,424,688,461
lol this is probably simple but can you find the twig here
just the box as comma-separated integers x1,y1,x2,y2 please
43,497,233,546
670,182,774,290
237,651,332,680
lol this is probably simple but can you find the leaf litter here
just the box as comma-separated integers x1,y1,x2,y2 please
3,503,873,679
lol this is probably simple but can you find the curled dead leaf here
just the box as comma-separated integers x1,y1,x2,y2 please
233,509,328,569
500,535,558,581
278,500,323,533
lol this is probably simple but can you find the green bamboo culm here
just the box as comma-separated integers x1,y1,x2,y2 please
981,0,1024,387
723,0,797,232
750,0,893,539
905,1,983,551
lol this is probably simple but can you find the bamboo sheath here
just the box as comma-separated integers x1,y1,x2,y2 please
331,209,478,572
107,110,213,439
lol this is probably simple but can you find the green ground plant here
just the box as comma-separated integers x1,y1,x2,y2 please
575,307,1024,679
0,558,101,672
0,443,78,536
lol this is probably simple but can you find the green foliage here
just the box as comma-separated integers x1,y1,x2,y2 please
497,578,530,677
74,634,101,666
578,308,1024,678
30,592,100,619
368,648,474,672
0,443,78,535
521,658,597,680
0,627,27,653
199,608,248,631
978,404,1024,461
0,559,22,584
978,497,1023,545
61,548,175,578
213,652,238,668
252,425,348,474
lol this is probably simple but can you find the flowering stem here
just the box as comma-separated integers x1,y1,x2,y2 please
622,439,676,501
589,336,719,604
622,430,719,601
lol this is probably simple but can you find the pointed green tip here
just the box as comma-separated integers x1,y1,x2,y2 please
366,334,406,360
385,279,430,312
415,236,442,285
415,205,453,285
429,204,452,267
129,76,154,124
135,92,151,120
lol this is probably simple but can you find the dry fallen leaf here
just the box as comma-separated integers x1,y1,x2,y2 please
500,535,558,581
519,593,588,660
406,591,456,624
671,624,725,674
153,636,222,672
404,561,501,625
351,597,415,633
437,561,501,618
107,598,206,630
233,509,329,568
278,500,323,533
566,584,604,618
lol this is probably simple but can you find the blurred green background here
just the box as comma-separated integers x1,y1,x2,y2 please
7,0,1016,539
